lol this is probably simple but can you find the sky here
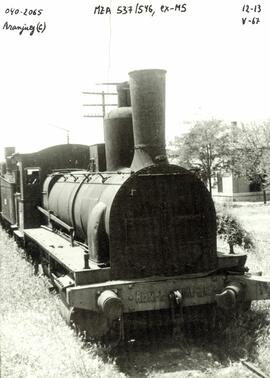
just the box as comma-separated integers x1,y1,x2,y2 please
1,0,270,159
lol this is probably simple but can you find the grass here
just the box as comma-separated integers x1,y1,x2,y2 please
0,202,270,377
199,202,270,377
230,203,270,274
0,229,124,378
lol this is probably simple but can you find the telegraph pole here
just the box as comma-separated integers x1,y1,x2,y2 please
82,83,119,119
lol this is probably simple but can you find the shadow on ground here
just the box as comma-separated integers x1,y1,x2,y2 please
92,308,269,377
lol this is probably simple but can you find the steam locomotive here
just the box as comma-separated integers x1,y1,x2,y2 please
1,69,270,342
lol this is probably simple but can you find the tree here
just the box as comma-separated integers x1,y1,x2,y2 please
231,121,270,202
216,209,255,254
169,120,232,196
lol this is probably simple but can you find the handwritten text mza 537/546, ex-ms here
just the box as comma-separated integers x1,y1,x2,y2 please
93,3,187,16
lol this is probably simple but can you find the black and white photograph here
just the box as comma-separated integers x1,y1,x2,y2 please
0,0,270,377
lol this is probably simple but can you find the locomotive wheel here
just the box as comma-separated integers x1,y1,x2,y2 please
236,301,252,312
59,300,124,343
101,316,124,347
61,305,109,338
25,240,41,273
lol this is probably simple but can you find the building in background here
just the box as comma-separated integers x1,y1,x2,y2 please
212,173,270,202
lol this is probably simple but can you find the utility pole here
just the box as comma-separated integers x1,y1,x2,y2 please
82,83,119,119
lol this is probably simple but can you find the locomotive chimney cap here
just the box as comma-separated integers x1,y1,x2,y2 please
128,68,167,76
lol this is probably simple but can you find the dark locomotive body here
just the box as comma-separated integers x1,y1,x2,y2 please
1,69,270,342
1,144,90,230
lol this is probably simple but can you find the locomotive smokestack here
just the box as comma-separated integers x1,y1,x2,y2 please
129,69,168,170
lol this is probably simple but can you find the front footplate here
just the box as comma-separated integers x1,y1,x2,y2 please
66,272,270,315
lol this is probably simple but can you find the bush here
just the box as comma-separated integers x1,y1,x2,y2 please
216,210,255,254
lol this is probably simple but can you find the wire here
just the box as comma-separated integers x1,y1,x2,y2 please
107,0,112,85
